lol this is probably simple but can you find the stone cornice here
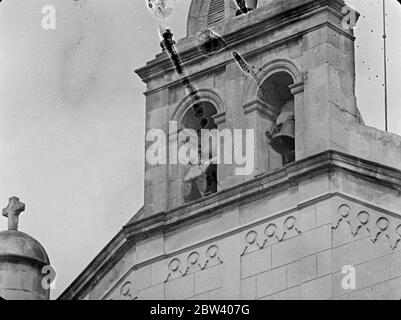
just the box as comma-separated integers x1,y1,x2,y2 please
135,0,351,85
140,20,353,97
290,82,305,95
212,112,227,126
243,99,279,119
124,151,401,240
58,150,401,300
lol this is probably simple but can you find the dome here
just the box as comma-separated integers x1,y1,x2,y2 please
0,230,50,266
0,197,51,300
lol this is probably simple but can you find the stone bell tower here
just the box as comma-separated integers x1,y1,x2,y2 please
135,0,366,219
61,0,401,300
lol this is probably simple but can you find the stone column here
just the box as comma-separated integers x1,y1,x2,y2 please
289,82,305,161
167,129,182,210
212,112,227,192
167,128,196,209
243,99,280,176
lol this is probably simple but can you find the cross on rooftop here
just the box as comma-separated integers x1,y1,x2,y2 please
2,197,25,231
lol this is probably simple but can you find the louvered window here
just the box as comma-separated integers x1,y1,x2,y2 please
207,0,225,27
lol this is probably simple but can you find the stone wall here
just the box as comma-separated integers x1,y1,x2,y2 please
82,167,401,300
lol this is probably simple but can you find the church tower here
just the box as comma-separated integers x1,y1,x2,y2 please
60,0,401,300
136,0,365,218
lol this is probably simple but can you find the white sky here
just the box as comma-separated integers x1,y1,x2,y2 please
0,0,400,299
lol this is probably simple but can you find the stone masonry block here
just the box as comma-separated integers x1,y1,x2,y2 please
146,88,168,113
332,237,396,273
147,106,169,130
297,205,317,233
331,244,348,273
348,277,401,300
1,270,34,292
300,275,333,300
317,250,332,277
168,85,184,105
0,289,40,300
136,235,164,264
189,292,209,300
241,277,256,300
355,257,391,290
256,266,286,299
390,251,401,279
241,246,271,279
166,275,194,300
208,288,225,300
287,255,317,288
145,165,168,187
339,34,354,56
194,265,223,295
135,266,151,291
138,284,165,300
263,286,301,300
240,190,299,226
333,256,392,297
303,27,325,51
316,199,332,227
298,175,330,207
151,260,167,286
226,62,244,81
272,226,331,268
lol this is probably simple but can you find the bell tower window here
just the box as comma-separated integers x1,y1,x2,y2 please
259,71,295,166
181,102,218,202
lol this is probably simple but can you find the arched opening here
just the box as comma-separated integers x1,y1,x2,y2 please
181,102,218,202
258,71,295,166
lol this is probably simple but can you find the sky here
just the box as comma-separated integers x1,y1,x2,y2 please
0,0,400,299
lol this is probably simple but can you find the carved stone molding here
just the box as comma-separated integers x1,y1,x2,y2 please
333,203,401,250
212,112,227,126
243,99,279,120
289,82,304,95
165,244,223,282
104,276,138,301
241,216,302,256
119,281,138,300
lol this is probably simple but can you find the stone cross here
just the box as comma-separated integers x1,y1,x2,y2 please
2,197,25,231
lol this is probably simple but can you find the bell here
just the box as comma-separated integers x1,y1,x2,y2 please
271,117,295,156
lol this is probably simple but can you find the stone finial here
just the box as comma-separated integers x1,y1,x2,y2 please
2,197,25,231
